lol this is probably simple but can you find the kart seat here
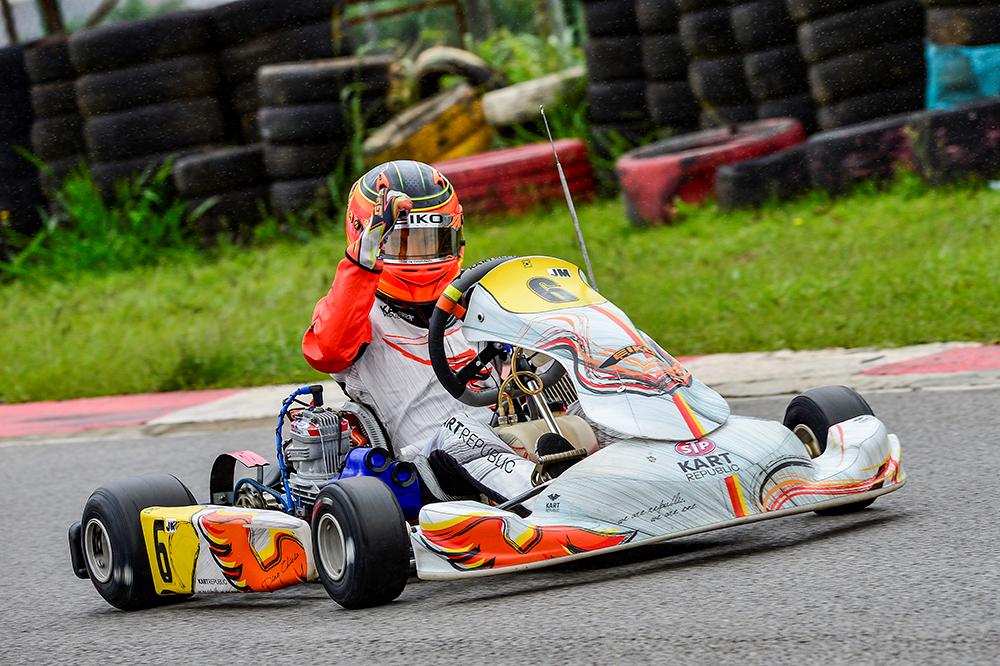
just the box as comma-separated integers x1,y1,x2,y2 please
495,414,598,462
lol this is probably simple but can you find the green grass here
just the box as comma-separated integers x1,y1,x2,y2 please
2,172,999,404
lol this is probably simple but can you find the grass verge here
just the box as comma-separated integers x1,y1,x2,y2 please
2,172,999,403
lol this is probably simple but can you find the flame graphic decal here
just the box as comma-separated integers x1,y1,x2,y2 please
199,509,308,592
420,513,637,571
759,455,900,512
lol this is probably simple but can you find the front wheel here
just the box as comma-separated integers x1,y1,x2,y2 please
783,385,877,516
311,477,410,610
79,474,196,610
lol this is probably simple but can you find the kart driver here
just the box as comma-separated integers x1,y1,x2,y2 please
302,160,541,508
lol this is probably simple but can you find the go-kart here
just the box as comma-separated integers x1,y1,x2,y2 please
68,256,905,611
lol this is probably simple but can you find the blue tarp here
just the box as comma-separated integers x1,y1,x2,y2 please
927,41,1000,109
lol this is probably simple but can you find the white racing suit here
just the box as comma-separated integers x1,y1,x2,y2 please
303,255,537,507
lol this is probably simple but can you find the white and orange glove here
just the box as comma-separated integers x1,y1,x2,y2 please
346,184,413,271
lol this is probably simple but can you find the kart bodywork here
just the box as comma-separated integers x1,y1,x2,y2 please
411,256,904,578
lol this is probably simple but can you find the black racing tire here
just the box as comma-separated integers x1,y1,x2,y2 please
311,477,409,610
731,0,797,53
75,54,220,117
219,21,346,84
172,144,266,198
744,45,808,103
689,54,752,106
757,92,818,135
0,45,30,93
24,35,75,85
636,0,680,33
0,92,33,141
783,386,873,456
785,0,873,22
641,34,689,81
90,145,216,201
699,103,758,129
807,38,925,106
190,186,269,240
258,102,347,144
586,79,649,123
84,97,226,163
679,8,740,59
0,135,37,179
68,10,213,74
715,143,809,209
80,474,196,610
816,78,925,131
782,386,877,515
646,81,700,127
30,113,86,161
263,141,348,180
582,0,640,36
30,80,77,118
806,110,918,193
269,177,332,216
584,36,644,81
796,0,925,64
926,7,1000,46
258,55,394,107
210,0,343,47
675,0,729,12
906,96,1000,185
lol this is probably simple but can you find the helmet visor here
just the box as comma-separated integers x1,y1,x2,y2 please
383,218,463,265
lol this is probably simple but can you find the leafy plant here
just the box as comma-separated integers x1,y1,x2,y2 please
0,158,199,282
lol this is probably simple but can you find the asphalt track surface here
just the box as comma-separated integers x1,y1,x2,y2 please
2,387,999,665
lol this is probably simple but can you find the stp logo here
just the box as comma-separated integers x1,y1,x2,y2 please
675,439,716,456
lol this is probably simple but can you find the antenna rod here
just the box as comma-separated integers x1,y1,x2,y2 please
540,105,598,292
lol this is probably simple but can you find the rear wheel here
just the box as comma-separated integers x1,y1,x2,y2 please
80,474,196,610
311,477,409,610
783,386,876,515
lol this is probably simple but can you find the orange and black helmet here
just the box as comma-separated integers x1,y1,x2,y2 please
346,160,465,304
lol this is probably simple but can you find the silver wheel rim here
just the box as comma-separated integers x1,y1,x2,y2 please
84,517,113,583
316,513,347,582
793,424,822,459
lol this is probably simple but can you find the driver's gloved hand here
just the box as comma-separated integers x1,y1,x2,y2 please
346,183,413,271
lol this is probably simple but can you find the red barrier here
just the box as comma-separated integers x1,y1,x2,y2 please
616,118,806,225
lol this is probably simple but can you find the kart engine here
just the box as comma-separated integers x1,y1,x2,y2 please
282,408,352,508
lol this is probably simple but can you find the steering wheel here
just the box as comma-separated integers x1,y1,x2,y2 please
428,256,567,407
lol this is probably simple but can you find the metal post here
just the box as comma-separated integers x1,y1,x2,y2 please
35,0,64,34
1,0,18,44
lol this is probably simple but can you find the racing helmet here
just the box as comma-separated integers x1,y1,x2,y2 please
346,160,465,304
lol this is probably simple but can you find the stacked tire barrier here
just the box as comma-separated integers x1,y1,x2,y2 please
582,0,652,154
636,0,699,133
433,140,596,216
211,0,353,143
24,35,86,199
924,0,1000,107
258,55,393,215
678,0,755,128
0,44,43,246
172,145,268,240
731,0,816,133
69,11,228,199
790,0,927,131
